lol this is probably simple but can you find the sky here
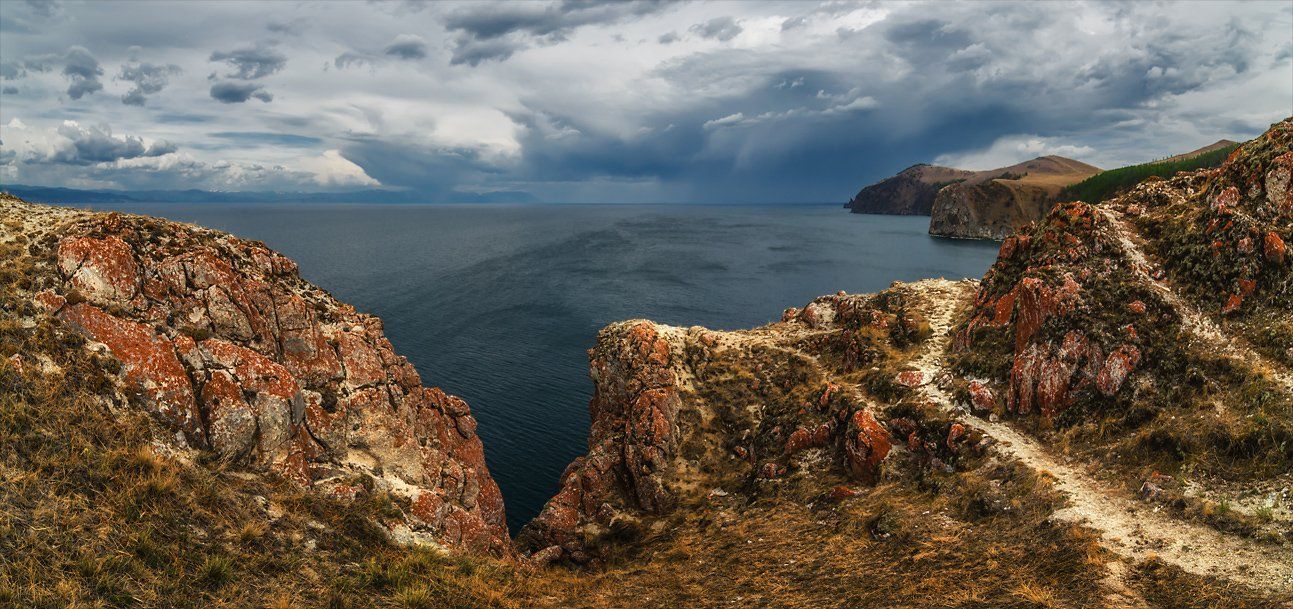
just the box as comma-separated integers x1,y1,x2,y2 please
0,0,1290,203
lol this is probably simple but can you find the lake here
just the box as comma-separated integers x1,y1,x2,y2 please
69,202,1001,532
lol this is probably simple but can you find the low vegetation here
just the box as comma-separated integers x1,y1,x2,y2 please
1057,143,1238,204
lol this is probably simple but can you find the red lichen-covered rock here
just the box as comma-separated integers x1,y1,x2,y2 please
200,370,258,456
31,206,511,558
1096,344,1141,396
1211,186,1239,212
1266,231,1287,264
1013,277,1050,350
895,370,924,387
58,303,200,441
1222,293,1244,315
818,382,839,408
58,236,140,306
945,423,966,451
784,422,834,456
1008,331,1101,417
967,380,997,412
844,409,891,483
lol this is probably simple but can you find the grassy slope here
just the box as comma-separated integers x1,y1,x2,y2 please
1058,144,1240,204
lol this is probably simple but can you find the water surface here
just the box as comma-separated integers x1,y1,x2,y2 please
71,202,1000,532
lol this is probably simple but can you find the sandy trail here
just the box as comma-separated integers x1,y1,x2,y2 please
1100,208,1293,394
905,279,1293,594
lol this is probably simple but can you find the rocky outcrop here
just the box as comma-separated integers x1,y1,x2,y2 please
846,164,974,215
514,321,682,562
6,198,510,556
954,199,1151,419
929,156,1101,240
515,289,932,564
954,117,1293,425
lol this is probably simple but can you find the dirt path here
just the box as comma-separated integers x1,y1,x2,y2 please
1100,208,1293,394
905,279,1293,594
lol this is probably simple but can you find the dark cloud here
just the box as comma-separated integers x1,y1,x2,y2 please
209,81,273,103
657,30,679,44
689,16,742,42
266,19,304,35
339,136,500,195
383,34,428,59
2,86,18,94
209,44,286,79
118,61,181,106
41,122,175,165
333,51,376,70
208,131,322,147
444,0,670,65
62,46,103,99
450,37,524,66
780,15,807,31
154,112,216,124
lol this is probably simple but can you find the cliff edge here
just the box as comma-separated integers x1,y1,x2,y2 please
0,195,510,556
929,155,1101,240
846,164,975,215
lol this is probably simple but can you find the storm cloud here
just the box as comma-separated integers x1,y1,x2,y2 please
689,16,742,41
0,0,1289,200
383,34,429,60
209,81,273,103
62,46,103,99
209,44,286,79
118,60,181,106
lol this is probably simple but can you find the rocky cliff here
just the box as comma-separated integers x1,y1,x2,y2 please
846,164,974,215
0,196,510,556
929,155,1101,240
515,296,916,564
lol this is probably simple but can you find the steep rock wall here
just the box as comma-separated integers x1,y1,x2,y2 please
7,198,511,556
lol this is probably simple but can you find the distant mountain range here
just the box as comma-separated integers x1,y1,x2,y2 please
0,184,540,205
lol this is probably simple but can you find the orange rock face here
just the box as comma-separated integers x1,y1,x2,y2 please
39,210,510,557
516,320,681,563
844,409,891,483
58,236,140,306
60,302,200,438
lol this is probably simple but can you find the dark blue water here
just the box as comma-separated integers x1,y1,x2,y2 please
70,202,1000,532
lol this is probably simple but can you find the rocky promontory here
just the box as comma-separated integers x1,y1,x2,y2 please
1,197,510,556
928,155,1100,240
846,164,974,215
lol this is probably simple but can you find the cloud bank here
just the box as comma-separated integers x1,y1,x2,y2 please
0,0,1289,201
